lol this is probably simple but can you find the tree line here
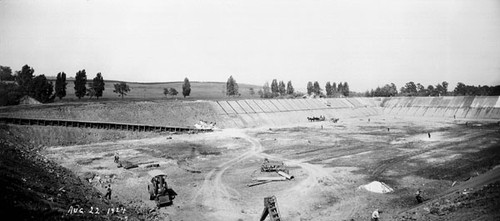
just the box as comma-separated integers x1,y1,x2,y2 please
256,79,295,98
308,81,350,97
0,64,131,105
365,81,500,97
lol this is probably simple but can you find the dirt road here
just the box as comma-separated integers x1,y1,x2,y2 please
192,128,364,220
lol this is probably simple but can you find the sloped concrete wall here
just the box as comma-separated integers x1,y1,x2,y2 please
5,96,496,130
211,96,500,128
210,98,382,128
381,96,500,119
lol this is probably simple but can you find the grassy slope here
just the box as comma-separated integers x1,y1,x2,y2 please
50,80,261,101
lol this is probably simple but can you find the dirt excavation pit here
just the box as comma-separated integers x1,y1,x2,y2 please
43,116,500,221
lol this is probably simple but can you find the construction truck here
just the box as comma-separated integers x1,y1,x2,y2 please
261,158,289,174
147,170,177,207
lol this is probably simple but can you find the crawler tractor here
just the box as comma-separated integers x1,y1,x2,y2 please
147,170,177,207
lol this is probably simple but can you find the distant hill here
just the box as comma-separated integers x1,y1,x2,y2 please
47,79,261,102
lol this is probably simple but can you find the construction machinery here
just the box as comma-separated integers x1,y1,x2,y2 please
147,170,177,207
261,158,289,174
260,196,282,221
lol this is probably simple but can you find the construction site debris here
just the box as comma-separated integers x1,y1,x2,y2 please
253,176,287,182
194,120,217,130
277,171,294,180
261,159,289,174
247,181,272,187
260,196,282,221
119,161,139,169
145,164,160,168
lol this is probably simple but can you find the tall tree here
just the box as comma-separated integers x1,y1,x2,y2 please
441,81,449,96
113,82,130,98
0,66,14,81
15,64,35,94
332,82,337,94
325,82,332,96
55,72,67,100
0,82,23,105
401,81,417,96
435,84,444,96
313,81,321,95
286,81,294,95
32,74,54,103
74,69,87,99
182,77,191,98
338,82,344,96
343,82,350,97
271,79,279,96
454,82,467,95
278,81,286,96
427,85,437,96
416,83,426,96
306,81,313,95
226,75,239,96
92,72,105,99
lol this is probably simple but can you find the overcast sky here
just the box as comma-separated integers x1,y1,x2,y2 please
1,0,499,92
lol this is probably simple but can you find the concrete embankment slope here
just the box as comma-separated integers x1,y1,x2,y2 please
0,98,382,129
211,98,383,128
381,96,500,120
2,96,498,130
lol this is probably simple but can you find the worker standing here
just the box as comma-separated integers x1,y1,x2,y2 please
158,176,165,195
153,176,159,196
114,152,120,163
371,209,381,221
105,185,112,200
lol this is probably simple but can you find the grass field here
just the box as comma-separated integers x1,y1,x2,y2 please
50,80,262,102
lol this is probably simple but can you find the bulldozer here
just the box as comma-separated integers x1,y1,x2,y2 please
147,170,177,207
261,158,289,174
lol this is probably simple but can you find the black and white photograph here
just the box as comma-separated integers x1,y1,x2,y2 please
1,0,500,220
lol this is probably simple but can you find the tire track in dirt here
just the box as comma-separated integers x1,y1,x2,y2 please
191,130,259,219
193,129,362,220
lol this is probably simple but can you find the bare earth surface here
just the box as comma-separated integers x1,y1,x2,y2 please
41,115,500,220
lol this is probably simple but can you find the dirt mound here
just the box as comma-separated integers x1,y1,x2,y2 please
19,96,41,105
359,181,394,193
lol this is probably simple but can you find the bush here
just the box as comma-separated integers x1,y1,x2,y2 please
0,82,23,106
